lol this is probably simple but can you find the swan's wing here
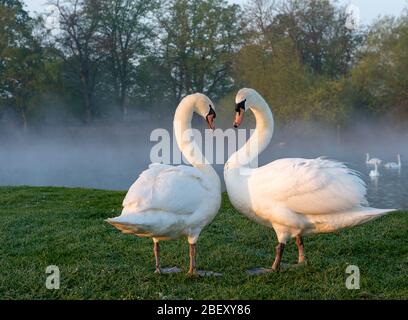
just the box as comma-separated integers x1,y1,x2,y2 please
249,158,368,215
122,163,211,215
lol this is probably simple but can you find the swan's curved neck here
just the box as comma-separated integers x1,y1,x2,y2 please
227,95,274,169
173,99,219,183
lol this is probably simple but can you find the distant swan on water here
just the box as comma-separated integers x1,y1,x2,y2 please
369,162,380,178
366,153,382,166
384,154,401,170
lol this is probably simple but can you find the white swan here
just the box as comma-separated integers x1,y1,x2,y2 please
384,154,401,170
366,153,382,166
369,162,380,178
107,93,221,276
224,88,396,273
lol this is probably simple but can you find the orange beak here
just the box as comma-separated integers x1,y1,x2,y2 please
206,114,215,130
233,111,244,128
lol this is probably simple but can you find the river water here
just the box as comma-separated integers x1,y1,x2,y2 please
0,122,407,210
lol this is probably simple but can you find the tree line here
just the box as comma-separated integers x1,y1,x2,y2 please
1,0,408,130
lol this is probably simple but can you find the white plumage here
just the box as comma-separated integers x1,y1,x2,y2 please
366,153,382,166
107,93,221,275
369,162,380,178
110,163,218,240
225,88,396,272
384,154,401,170
250,158,368,215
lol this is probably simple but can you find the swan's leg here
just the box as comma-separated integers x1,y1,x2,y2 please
247,243,286,275
271,243,285,271
154,241,161,274
296,236,306,264
153,240,181,274
187,243,196,276
186,242,222,277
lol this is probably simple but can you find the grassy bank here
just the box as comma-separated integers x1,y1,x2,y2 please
0,186,407,300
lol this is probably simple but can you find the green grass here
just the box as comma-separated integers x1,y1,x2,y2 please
0,186,407,300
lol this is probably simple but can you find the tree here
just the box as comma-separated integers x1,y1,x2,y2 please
245,0,361,78
234,39,312,123
350,15,408,123
286,0,362,77
98,0,158,117
0,0,31,50
52,0,103,123
159,0,242,102
0,0,45,129
132,55,173,111
233,0,359,125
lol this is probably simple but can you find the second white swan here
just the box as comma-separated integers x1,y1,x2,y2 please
384,154,401,170
369,162,380,178
224,88,396,273
107,93,221,276
366,153,382,166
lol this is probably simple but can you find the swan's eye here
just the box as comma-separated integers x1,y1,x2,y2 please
235,99,246,113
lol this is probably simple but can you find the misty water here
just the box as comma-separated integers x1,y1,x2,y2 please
1,119,407,210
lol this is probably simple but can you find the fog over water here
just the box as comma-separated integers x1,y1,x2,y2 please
1,116,407,210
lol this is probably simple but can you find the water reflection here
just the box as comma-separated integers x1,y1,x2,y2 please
359,162,405,209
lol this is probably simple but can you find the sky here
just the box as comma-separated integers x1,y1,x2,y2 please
24,0,408,25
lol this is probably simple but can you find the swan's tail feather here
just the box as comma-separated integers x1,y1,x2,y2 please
105,217,152,237
353,208,397,225
312,208,398,233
